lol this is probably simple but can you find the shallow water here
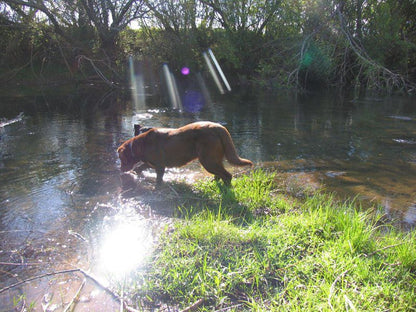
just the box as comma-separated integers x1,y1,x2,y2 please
0,87,415,310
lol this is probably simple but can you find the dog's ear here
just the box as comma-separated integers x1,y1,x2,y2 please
134,124,153,136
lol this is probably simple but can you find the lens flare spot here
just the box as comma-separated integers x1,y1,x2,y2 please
183,90,204,113
181,67,190,75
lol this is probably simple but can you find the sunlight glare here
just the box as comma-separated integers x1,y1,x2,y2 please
98,219,152,277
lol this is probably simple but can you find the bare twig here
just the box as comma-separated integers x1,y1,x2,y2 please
328,269,349,311
215,303,244,311
0,62,31,82
167,183,180,197
180,298,205,312
344,294,357,312
0,268,80,294
63,278,86,312
0,262,49,266
366,243,405,257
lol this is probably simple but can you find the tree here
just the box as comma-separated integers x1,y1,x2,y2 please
3,0,148,59
200,0,282,33
141,0,214,70
195,0,284,79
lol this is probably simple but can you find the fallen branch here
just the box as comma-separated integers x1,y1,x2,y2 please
0,268,141,312
76,55,120,88
77,269,141,312
337,9,416,94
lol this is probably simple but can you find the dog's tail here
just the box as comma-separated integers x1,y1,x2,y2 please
219,127,253,167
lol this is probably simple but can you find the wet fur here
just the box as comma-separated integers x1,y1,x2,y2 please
118,121,253,186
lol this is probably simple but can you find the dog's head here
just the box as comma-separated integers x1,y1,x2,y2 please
117,140,136,172
134,124,153,136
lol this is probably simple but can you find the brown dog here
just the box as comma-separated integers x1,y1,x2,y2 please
117,121,253,186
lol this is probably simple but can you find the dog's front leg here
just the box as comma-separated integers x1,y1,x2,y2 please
155,167,165,186
133,162,150,175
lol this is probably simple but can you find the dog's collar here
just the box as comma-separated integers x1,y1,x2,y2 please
128,140,139,164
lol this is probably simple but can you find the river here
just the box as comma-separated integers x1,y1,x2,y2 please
0,86,415,310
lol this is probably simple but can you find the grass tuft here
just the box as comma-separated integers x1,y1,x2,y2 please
135,169,416,311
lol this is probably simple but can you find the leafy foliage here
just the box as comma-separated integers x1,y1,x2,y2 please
1,0,415,92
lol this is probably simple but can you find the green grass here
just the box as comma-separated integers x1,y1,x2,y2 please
135,169,416,311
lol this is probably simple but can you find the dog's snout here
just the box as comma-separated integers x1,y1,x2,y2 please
120,164,132,172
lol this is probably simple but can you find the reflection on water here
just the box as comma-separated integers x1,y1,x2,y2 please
0,89,415,309
99,221,150,275
404,204,416,224
94,200,154,281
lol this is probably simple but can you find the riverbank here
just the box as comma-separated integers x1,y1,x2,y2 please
131,169,415,311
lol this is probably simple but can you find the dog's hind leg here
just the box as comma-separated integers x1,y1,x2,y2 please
197,142,232,185
199,158,232,186
210,165,232,186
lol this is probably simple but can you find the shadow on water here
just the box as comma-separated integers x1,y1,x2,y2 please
0,86,415,310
